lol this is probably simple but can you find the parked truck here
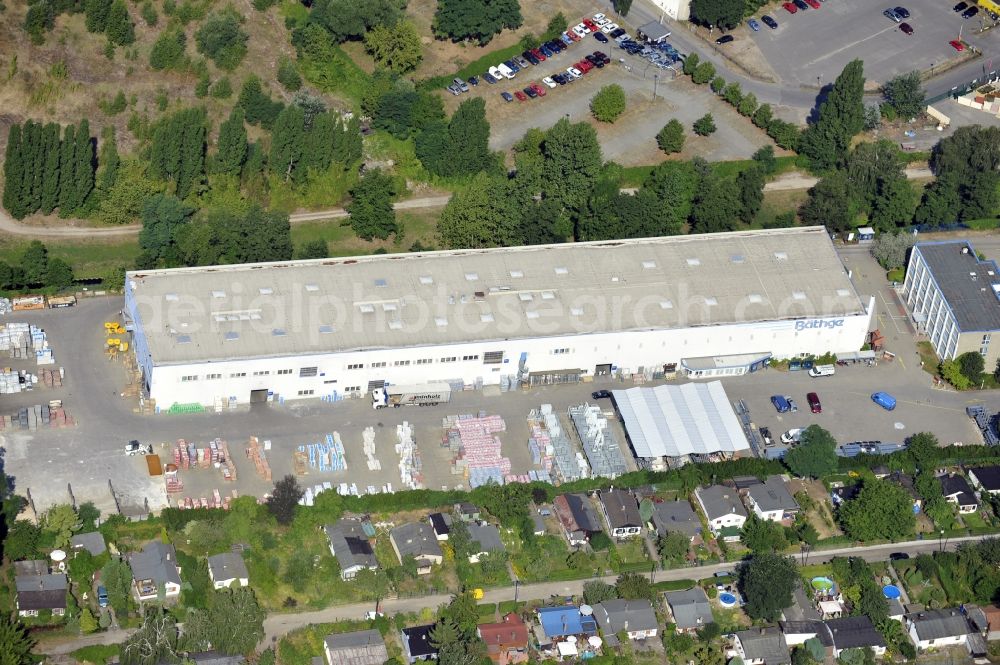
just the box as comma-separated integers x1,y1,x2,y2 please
371,383,452,409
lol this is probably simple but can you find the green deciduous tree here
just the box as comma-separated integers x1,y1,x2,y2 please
657,531,691,564
72,119,95,213
784,425,838,478
723,82,742,106
309,0,404,43
266,475,302,525
613,0,633,16
438,172,522,248
615,571,654,602
657,119,685,154
21,241,49,286
139,193,195,265
882,71,925,119
149,107,206,199
100,558,133,616
214,107,248,178
690,0,743,28
433,0,523,46
799,171,854,233
753,103,773,128
39,123,61,214
738,92,758,117
693,113,716,136
269,105,306,183
739,553,798,621
348,168,397,240
839,478,916,541
869,231,915,269
195,10,248,70
958,351,985,382
692,61,716,85
690,169,739,233
583,581,619,605
3,124,28,219
800,59,865,170
916,126,1000,224
740,515,789,554
590,84,627,123
364,20,423,73
46,258,74,289
737,165,765,221
182,586,264,655
97,127,120,195
120,607,178,665
238,76,284,129
277,57,302,92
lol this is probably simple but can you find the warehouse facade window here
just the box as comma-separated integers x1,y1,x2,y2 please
253,370,269,376
441,357,456,363
277,369,292,375
206,373,222,380
181,375,198,382
416,358,432,365
483,351,503,364
299,367,318,377
230,372,247,378
347,363,363,370
297,389,315,396
462,354,479,361
371,361,387,368
345,385,361,393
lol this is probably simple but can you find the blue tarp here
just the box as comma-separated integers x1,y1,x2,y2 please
537,606,597,637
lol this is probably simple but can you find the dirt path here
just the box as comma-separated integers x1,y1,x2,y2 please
763,167,933,192
0,196,453,239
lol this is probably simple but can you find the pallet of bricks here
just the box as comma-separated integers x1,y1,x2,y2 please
443,413,511,488
296,433,347,473
0,401,73,430
246,436,272,481
0,323,45,360
208,438,237,482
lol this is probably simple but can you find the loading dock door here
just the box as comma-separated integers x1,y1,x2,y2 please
250,389,268,404
595,363,612,376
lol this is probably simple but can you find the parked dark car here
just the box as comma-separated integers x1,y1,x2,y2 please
889,552,910,561
900,22,913,34
594,31,609,43
540,43,554,57
761,15,778,28
963,5,979,18
467,76,479,86
716,34,735,44
807,392,822,414
524,86,538,98
953,1,968,10
759,427,773,446
483,72,498,84
793,0,809,9
504,59,519,73
894,6,910,18
592,390,612,399
501,91,514,102
609,27,626,38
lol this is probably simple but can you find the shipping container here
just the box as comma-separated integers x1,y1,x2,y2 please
146,455,163,476
12,296,45,311
47,296,77,308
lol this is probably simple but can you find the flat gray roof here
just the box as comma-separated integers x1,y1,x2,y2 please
613,382,750,459
915,242,1000,332
126,227,865,364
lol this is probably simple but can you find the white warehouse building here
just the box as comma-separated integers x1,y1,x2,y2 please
124,227,874,410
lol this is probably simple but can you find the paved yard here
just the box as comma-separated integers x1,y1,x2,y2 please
2,247,993,517
749,0,980,87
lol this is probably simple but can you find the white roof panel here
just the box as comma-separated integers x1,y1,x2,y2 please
612,382,749,458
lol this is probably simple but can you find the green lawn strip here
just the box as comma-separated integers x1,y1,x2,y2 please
69,645,120,664
0,235,139,284
421,43,530,91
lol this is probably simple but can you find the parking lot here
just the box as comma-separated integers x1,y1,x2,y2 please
747,0,977,87
1,245,994,517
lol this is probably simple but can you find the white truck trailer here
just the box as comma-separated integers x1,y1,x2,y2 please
371,383,452,409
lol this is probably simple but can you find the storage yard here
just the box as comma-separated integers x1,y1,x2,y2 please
0,243,995,518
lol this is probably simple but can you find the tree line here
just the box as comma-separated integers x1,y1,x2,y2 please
0,241,75,293
2,120,96,220
435,118,776,249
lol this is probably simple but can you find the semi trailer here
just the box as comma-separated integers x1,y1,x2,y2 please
371,383,452,409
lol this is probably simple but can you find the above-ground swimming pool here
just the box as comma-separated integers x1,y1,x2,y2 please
811,577,835,592
719,592,738,607
883,585,901,600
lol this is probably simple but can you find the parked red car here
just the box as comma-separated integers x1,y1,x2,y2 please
531,48,546,61
514,90,528,101
577,59,594,73
949,39,965,51
582,18,599,32
804,0,821,8
530,82,547,97
783,2,798,12
807,392,822,414
566,30,581,42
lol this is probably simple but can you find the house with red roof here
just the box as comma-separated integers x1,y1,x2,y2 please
477,613,529,665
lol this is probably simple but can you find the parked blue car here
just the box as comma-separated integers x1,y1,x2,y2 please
748,18,761,31
771,394,791,413
504,60,520,73
871,391,897,411
97,586,109,608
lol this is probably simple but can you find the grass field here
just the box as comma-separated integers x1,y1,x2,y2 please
0,234,139,282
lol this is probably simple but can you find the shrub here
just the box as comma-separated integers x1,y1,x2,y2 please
738,92,758,117
195,10,248,70
692,61,715,84
149,28,187,71
693,113,716,136
210,77,232,99
590,84,626,123
277,57,302,92
753,103,773,128
723,82,742,106
710,76,726,93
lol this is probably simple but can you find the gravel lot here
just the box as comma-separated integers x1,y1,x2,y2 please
1,249,991,516
459,35,774,163
750,0,979,87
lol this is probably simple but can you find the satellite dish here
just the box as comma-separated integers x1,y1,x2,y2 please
566,635,578,643
50,550,66,562
588,636,602,648
580,604,594,616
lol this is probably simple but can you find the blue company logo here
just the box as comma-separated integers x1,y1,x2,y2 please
794,319,845,331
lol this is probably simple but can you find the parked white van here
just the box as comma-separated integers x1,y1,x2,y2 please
809,364,835,377
496,63,515,79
